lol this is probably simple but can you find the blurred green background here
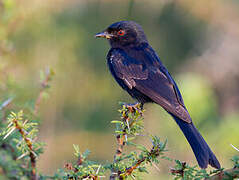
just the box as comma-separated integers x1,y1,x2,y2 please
1,0,239,179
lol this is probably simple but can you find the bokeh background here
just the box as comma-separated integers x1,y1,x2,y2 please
1,0,239,179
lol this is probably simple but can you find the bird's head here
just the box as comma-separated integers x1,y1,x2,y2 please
95,21,148,48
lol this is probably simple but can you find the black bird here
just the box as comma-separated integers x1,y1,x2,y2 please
95,21,220,169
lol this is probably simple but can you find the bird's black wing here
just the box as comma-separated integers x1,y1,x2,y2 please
108,48,191,123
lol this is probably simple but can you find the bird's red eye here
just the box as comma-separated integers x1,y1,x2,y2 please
118,30,125,36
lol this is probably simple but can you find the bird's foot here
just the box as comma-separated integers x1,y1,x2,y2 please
122,102,144,113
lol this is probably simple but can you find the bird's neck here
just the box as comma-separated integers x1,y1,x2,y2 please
110,42,149,51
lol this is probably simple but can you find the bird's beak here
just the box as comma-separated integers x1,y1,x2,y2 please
95,31,113,39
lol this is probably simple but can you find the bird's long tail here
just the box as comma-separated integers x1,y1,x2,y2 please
170,114,221,169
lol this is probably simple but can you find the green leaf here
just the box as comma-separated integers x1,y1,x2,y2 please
111,120,123,124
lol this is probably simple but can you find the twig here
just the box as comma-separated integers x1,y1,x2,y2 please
34,68,52,115
122,144,160,178
113,139,163,179
170,162,187,178
65,162,99,180
207,168,239,180
64,153,83,173
82,174,99,180
0,97,13,111
110,130,127,179
65,152,100,179
110,106,135,180
110,104,151,179
12,117,36,180
115,105,137,158
124,158,145,176
0,97,14,122
115,133,126,158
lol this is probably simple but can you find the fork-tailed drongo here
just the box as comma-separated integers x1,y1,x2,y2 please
95,21,220,169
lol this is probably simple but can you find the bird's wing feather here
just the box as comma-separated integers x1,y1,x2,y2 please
108,48,191,123
108,49,148,89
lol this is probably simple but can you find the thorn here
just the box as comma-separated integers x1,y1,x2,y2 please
126,119,130,133
96,165,101,175
152,163,160,172
22,119,28,126
3,127,16,140
231,144,239,152
125,134,128,142
0,97,13,110
22,129,29,135
30,150,37,157
130,174,136,179
7,122,13,128
17,152,29,160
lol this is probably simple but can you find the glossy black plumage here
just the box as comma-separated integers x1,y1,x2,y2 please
96,21,220,169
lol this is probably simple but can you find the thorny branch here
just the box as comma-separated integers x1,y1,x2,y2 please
34,68,54,115
171,160,239,180
64,153,84,173
64,149,100,180
114,105,140,159
170,162,187,178
110,105,136,180
207,168,239,180
109,104,153,180
11,115,37,180
122,143,161,178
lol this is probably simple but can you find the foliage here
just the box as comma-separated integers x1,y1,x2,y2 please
171,160,221,180
1,0,239,179
0,67,54,179
0,96,168,179
170,156,239,180
49,104,168,180
2,92,238,179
